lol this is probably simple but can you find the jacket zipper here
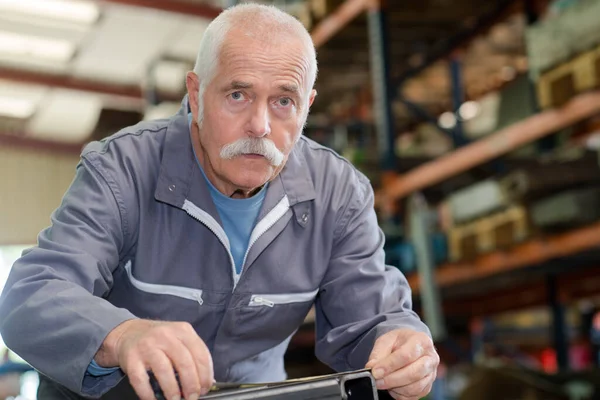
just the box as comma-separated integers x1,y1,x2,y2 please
240,196,290,273
249,289,319,307
182,200,238,289
183,196,290,291
124,261,204,305
249,296,275,307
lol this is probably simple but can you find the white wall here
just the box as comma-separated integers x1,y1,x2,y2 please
0,145,79,245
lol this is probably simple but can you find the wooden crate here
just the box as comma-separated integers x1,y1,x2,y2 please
537,44,600,109
448,205,531,262
526,0,600,79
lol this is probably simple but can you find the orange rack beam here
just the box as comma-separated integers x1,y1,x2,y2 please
408,221,600,293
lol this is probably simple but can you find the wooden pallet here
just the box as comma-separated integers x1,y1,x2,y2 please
448,205,530,262
537,44,600,109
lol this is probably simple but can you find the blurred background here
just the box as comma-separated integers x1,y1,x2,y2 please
1,0,600,399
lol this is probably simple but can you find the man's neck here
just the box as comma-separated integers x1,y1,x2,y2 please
190,124,260,199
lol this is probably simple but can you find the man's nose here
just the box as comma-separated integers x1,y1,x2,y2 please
248,102,271,137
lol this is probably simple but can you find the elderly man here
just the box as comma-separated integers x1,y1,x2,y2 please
0,4,438,400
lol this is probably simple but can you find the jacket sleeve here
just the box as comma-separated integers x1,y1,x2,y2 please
314,172,430,372
0,153,138,397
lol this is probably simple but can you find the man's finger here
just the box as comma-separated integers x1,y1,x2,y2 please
126,359,157,400
149,351,181,400
386,372,435,397
166,340,201,400
366,331,399,368
177,326,214,393
371,334,424,379
376,355,436,390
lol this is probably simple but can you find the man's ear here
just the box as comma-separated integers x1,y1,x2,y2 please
186,71,201,119
308,89,317,107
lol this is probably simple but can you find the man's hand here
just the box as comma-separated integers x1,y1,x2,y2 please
96,319,214,400
365,329,439,400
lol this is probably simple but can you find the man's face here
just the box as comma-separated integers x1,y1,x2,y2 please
188,31,316,193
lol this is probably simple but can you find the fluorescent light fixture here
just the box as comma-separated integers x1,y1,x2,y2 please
0,31,75,62
0,95,36,119
0,0,99,25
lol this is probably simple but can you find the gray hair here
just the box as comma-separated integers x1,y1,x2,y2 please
192,3,318,125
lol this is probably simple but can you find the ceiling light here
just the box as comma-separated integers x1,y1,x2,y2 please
438,111,457,129
0,0,99,25
0,31,75,62
0,96,36,119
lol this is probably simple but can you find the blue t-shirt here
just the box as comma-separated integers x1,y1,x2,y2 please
195,157,267,275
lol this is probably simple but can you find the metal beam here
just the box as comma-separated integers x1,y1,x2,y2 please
408,220,600,292
311,0,371,48
548,275,570,371
449,56,468,147
398,97,455,137
0,67,143,101
384,91,600,201
367,1,395,169
409,193,446,341
100,0,222,18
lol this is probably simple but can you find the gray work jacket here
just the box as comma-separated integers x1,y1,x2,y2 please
0,96,428,398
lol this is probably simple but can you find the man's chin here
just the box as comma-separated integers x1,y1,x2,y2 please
229,171,272,191
224,157,283,189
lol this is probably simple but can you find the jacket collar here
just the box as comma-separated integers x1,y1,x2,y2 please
154,95,316,216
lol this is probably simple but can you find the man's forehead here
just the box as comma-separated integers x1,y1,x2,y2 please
220,34,310,71
215,33,312,94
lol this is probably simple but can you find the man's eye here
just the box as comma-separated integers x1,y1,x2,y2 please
231,91,243,101
279,98,291,107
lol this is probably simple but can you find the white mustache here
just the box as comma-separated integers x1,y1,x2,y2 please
220,138,285,167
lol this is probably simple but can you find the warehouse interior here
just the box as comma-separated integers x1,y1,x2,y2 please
1,0,600,398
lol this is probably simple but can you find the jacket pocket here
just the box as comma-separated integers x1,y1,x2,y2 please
248,289,319,307
225,288,318,355
109,261,227,349
124,261,204,305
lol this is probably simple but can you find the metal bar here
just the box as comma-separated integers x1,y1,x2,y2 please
0,67,143,101
311,0,370,48
367,2,396,169
548,276,570,371
385,90,600,200
397,97,455,137
391,0,518,89
408,193,446,341
100,0,222,18
449,56,467,146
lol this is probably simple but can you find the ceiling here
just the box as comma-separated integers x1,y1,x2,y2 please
0,0,534,147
